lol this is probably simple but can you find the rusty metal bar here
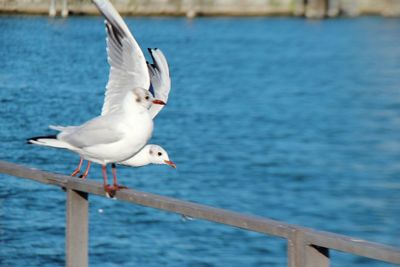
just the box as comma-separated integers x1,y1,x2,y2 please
66,189,88,267
0,160,399,265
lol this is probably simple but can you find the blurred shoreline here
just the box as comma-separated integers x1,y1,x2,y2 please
1,0,400,18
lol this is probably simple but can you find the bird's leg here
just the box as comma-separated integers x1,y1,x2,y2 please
71,158,83,177
112,163,127,190
112,163,117,185
103,165,116,197
80,161,91,179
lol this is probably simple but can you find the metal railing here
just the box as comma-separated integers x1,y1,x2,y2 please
0,160,399,267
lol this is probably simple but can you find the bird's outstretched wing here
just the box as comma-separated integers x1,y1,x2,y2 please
147,48,171,119
93,0,150,115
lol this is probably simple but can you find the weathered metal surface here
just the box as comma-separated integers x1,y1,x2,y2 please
66,189,88,267
1,160,399,265
288,230,329,267
305,230,400,264
288,230,306,267
305,245,329,267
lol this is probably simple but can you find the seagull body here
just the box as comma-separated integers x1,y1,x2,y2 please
29,87,163,196
29,88,155,165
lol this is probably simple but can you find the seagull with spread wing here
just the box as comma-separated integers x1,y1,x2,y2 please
70,48,176,183
69,0,176,189
28,0,169,196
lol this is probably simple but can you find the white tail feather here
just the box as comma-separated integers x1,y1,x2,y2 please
29,138,74,150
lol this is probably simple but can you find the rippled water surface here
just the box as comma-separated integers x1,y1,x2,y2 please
1,15,400,267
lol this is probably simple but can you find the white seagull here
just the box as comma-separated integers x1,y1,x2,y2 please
70,0,175,186
109,48,175,180
28,0,169,196
65,48,176,189
29,88,165,195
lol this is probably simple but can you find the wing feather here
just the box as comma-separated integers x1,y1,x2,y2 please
147,48,171,118
92,0,150,115
59,115,125,148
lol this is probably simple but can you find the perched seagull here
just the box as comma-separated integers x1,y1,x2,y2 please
67,48,176,186
30,0,176,196
68,0,175,183
93,0,176,181
29,0,170,196
109,48,175,180
119,144,176,168
29,88,165,195
100,145,176,197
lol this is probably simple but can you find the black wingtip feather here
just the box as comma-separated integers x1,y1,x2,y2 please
148,48,158,53
148,48,158,69
27,135,57,144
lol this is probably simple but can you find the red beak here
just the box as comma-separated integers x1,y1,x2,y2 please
153,99,166,105
164,160,176,169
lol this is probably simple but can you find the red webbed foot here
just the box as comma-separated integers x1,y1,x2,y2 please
104,184,116,198
113,184,128,190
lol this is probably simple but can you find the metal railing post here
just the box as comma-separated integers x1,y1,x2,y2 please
288,229,304,267
288,230,330,267
66,189,88,267
304,245,329,267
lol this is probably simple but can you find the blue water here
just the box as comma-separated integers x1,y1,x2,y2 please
1,15,400,266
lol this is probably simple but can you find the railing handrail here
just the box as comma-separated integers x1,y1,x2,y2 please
1,160,399,266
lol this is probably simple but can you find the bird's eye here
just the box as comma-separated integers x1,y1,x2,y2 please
158,152,162,156
136,98,141,102
145,96,150,100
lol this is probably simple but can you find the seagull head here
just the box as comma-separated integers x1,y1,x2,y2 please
148,145,176,168
131,88,165,109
